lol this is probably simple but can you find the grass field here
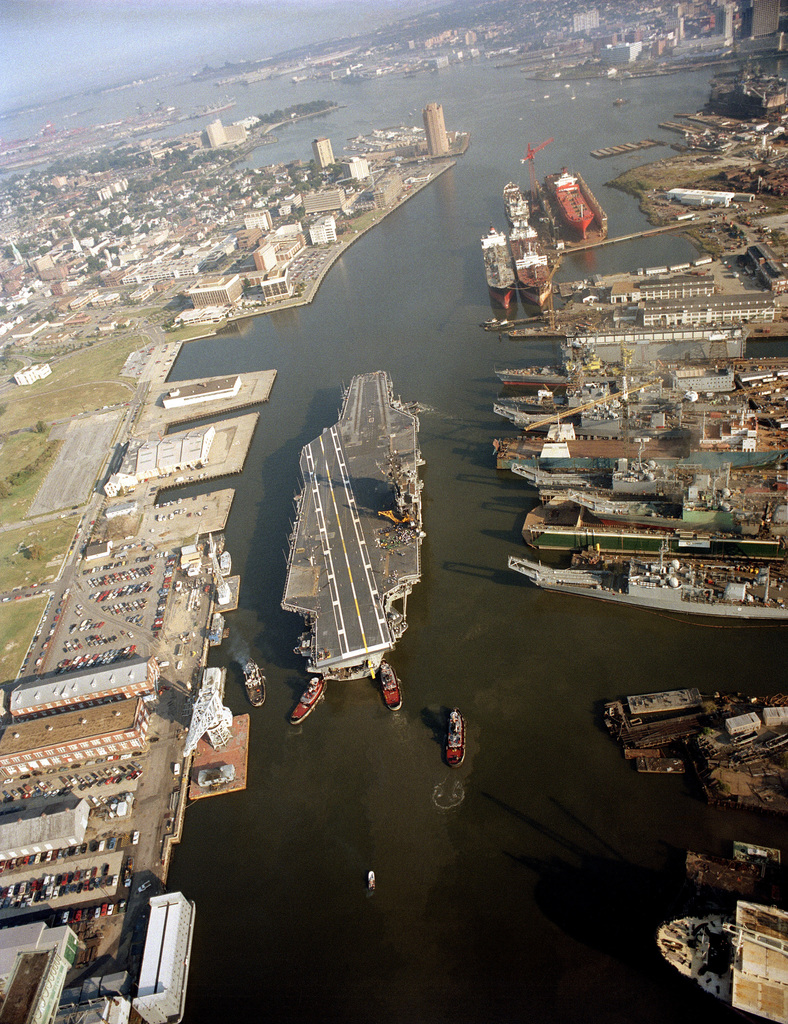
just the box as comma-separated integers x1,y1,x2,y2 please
0,335,141,433
0,431,64,525
0,595,47,686
0,517,79,590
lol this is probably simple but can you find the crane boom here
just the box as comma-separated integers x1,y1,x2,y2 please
521,137,553,203
523,380,652,432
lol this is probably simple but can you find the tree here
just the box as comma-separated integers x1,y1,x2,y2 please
35,420,47,434
26,543,43,561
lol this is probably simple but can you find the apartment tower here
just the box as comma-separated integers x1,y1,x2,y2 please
422,103,449,157
312,137,335,169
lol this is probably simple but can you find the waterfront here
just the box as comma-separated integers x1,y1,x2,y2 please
136,62,788,1023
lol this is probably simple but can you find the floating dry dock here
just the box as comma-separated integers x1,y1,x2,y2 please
282,371,424,681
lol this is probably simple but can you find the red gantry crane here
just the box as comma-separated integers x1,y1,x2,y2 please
522,137,553,204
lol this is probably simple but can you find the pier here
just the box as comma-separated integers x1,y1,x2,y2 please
591,139,665,159
559,219,708,253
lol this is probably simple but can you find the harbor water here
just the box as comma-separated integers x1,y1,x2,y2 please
55,61,788,1022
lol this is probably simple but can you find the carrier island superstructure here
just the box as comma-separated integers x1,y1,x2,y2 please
282,371,424,681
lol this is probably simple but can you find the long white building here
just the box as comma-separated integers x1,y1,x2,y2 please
133,893,195,1024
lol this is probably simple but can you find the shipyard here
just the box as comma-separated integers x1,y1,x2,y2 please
3,1,788,1022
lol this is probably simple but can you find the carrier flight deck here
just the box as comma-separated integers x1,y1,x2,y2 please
282,371,424,680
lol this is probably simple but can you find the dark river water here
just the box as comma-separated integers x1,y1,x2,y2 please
150,62,788,1023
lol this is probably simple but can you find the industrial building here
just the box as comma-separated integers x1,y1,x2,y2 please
0,698,151,779
104,425,215,496
744,242,788,294
0,922,78,996
9,657,159,719
133,893,195,1024
162,376,241,410
639,294,775,327
0,797,90,859
609,276,715,304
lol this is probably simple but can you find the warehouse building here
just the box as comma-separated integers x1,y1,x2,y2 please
104,425,215,496
9,657,159,719
133,893,195,1024
0,699,151,779
744,241,788,294
0,797,89,859
639,294,775,327
162,376,241,410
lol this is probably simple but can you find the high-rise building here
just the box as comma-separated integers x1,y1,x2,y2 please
714,2,734,42
422,102,448,157
742,0,779,37
573,9,599,33
312,136,334,169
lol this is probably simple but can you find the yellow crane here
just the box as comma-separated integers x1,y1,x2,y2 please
522,379,653,433
377,509,414,525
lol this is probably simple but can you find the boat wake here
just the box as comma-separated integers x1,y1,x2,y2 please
432,777,465,810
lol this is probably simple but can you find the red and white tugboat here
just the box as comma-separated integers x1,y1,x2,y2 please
378,661,402,710
290,676,325,725
244,659,265,707
445,708,465,767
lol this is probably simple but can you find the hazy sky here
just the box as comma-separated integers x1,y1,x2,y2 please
0,0,433,112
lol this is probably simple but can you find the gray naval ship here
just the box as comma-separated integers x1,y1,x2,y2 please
282,371,424,680
508,549,788,622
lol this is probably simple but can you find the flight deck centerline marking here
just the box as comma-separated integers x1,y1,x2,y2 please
303,443,348,651
318,432,371,659
328,424,389,641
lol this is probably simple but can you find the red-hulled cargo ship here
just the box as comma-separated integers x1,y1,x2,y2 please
481,227,517,309
551,169,594,238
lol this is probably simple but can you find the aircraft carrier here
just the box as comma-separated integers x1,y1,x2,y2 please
282,371,424,681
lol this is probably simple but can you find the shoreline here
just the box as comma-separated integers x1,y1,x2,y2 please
169,158,457,342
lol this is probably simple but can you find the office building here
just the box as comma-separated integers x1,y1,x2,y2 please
187,274,242,308
342,157,370,180
422,103,449,157
308,216,337,245
742,0,779,36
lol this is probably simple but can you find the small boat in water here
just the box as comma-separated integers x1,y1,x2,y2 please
244,659,265,707
290,676,325,724
446,708,465,767
367,870,376,891
378,660,402,710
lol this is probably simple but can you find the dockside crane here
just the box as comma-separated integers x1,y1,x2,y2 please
522,137,553,205
522,379,653,433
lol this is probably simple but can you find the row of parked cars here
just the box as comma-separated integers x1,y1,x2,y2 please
56,645,137,673
151,557,177,638
59,900,126,926
87,563,154,588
